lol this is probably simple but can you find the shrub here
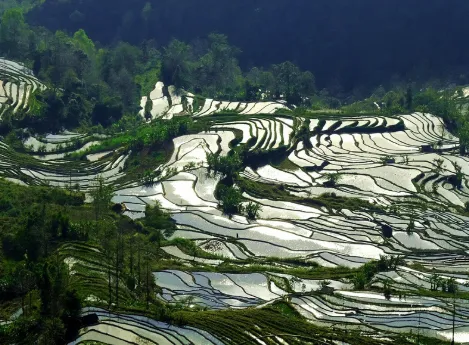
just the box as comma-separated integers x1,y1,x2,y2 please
218,185,244,215
406,219,415,235
451,161,464,189
111,203,125,214
141,169,158,186
144,99,153,119
381,223,393,238
245,202,262,220
380,155,395,165
144,203,175,237
323,173,341,187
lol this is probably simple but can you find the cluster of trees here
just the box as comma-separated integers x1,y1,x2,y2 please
0,8,161,133
78,176,174,310
0,176,175,344
246,62,315,104
0,8,159,130
352,255,404,290
429,273,458,294
206,150,243,182
0,8,318,135
129,117,190,151
0,180,86,343
162,35,316,104
206,150,263,219
0,256,83,344
27,0,469,97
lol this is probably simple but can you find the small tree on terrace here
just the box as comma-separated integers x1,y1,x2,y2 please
458,121,469,154
451,161,464,189
324,173,341,187
294,119,312,148
245,202,262,220
218,185,243,216
383,279,392,301
144,203,175,237
433,158,444,174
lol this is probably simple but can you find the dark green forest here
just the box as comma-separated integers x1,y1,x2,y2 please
25,0,469,94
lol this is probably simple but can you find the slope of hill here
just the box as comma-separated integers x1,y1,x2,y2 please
1,59,468,345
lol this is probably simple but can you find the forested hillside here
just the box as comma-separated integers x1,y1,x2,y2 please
26,0,469,93
2,1,469,345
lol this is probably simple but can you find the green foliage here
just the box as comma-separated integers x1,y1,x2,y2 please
72,29,96,57
89,176,113,221
433,158,444,173
0,13,318,133
236,177,383,212
406,219,415,234
206,150,243,179
162,39,192,88
244,201,261,220
293,118,311,147
271,61,316,104
352,255,404,289
383,279,392,300
0,8,29,59
141,169,159,186
175,303,394,345
405,85,413,110
135,64,161,96
194,33,243,98
428,273,459,294
217,185,244,215
446,161,465,189
323,173,342,187
69,117,191,161
144,203,175,237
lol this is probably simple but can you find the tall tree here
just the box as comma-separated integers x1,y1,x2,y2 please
13,263,36,315
0,8,29,58
406,85,413,111
162,39,193,88
98,219,117,308
194,33,242,98
90,176,113,221
271,61,304,104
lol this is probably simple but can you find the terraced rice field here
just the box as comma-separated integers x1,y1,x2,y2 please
0,58,46,119
18,112,458,343
69,308,224,345
3,110,469,343
139,81,289,119
4,60,469,343
155,270,350,309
